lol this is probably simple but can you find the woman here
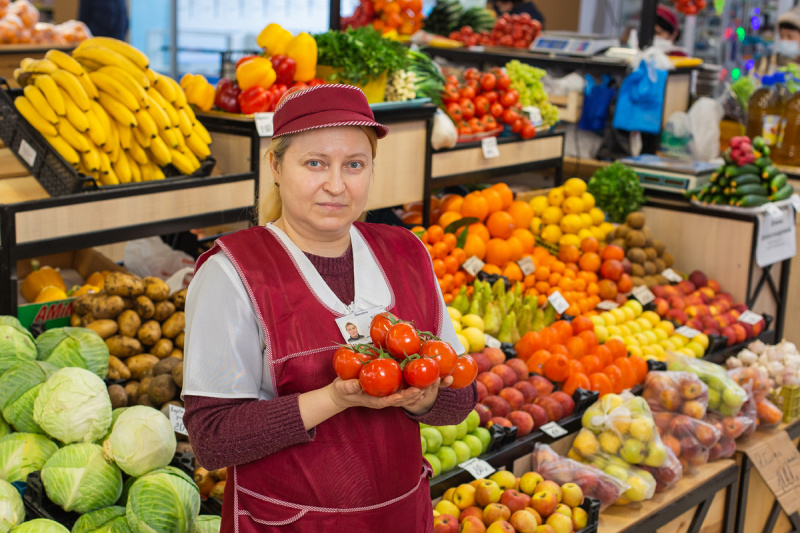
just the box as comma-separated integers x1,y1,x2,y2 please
652,5,687,56
182,84,477,532
344,322,366,343
757,6,800,75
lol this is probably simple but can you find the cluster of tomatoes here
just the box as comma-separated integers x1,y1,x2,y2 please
333,312,478,397
449,12,542,49
670,0,706,15
443,67,536,139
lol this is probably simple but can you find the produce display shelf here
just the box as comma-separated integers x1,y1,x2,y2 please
21,471,80,529
0,45,75,89
703,327,777,365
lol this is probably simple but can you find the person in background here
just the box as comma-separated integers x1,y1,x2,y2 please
79,0,128,40
652,5,688,56
491,0,544,26
757,6,800,75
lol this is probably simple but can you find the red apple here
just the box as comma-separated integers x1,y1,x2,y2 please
483,502,511,526
695,421,720,447
460,515,487,532
533,480,563,502
500,489,532,514
461,506,484,522
475,403,493,426
433,513,458,533
530,491,559,519
659,388,682,411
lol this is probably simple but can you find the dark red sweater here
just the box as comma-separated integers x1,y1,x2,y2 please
184,247,477,470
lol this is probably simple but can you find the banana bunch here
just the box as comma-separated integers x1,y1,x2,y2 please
12,37,212,187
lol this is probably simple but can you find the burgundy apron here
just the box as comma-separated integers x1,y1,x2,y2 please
196,222,442,532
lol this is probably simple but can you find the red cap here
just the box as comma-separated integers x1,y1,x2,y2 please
656,5,679,34
272,84,389,139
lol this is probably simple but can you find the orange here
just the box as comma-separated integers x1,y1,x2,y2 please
538,327,558,349
524,274,537,288
453,248,467,264
444,255,460,275
486,211,515,239
401,211,422,225
558,244,581,264
442,233,457,252
601,244,625,261
481,188,503,214
581,237,599,253
485,238,511,267
439,193,463,213
515,331,542,360
551,320,573,343
573,278,588,292
503,262,523,282
532,246,552,261
603,365,624,393
432,241,448,259
411,225,425,234
551,261,566,274
569,360,586,377
593,344,613,367
548,273,562,287
443,292,454,304
453,271,466,287
562,267,576,279
557,277,574,292
597,279,618,301
463,234,486,260
482,264,502,275
508,200,534,229
578,271,598,283
437,211,462,229
562,373,590,396
543,352,570,382
586,282,599,296
614,357,636,389
589,372,613,397
506,236,524,262
466,222,490,243
580,355,602,375
537,294,547,307
565,336,586,359
629,355,649,382
535,281,550,294
571,316,595,334
427,224,444,243
490,182,514,209
461,192,489,221
578,330,598,353
604,338,627,360
512,228,535,253
527,349,552,375
432,259,446,278
578,252,601,273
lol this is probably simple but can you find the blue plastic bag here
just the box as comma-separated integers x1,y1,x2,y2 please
612,61,668,135
579,75,617,133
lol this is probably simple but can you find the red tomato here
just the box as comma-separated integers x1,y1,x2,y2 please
468,117,483,132
459,98,475,120
333,346,374,380
420,340,458,377
502,108,520,124
445,75,458,85
370,312,396,349
459,125,473,135
460,85,477,100
490,102,504,118
514,39,529,48
511,118,523,133
359,358,403,397
520,12,532,21
385,323,421,360
521,123,537,139
500,89,519,107
446,102,463,121
464,67,481,81
450,355,478,389
484,90,499,103
480,73,496,92
460,25,473,35
403,357,440,389
484,115,498,130
499,35,514,47
474,95,490,117
443,84,460,104
496,74,511,90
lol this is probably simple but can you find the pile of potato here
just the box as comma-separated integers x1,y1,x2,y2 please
70,271,187,413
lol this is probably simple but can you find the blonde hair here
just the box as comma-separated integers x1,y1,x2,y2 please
258,126,379,225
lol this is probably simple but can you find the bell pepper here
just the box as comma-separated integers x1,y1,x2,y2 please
269,55,297,87
21,261,65,303
236,56,277,91
184,74,215,111
214,78,241,113
257,23,293,55
285,32,317,82
237,86,273,115
34,285,68,303
235,54,260,70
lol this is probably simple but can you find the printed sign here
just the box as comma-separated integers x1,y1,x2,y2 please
18,139,36,167
738,310,763,325
756,208,797,267
632,286,655,305
548,291,569,314
254,112,275,137
459,458,496,479
481,136,500,159
540,422,568,438
462,256,486,276
518,256,535,276
675,326,701,338
168,404,188,436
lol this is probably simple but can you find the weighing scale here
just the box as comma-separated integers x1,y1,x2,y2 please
529,32,620,57
620,154,718,194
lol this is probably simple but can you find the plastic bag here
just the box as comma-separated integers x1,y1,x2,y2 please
688,97,724,162
8,0,38,27
704,411,749,461
659,111,693,159
543,72,586,97
655,412,720,473
640,446,683,493
32,22,64,44
431,109,457,150
667,353,748,416
642,371,708,418
612,60,668,135
728,366,770,402
123,237,195,280
54,19,91,43
579,75,616,133
0,13,23,43
532,443,628,511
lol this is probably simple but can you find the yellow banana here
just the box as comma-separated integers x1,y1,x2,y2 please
13,68,34,87
176,108,193,137
73,46,141,79
105,120,120,161
180,144,200,169
81,145,100,171
34,75,66,116
77,37,150,70
44,134,80,167
193,120,212,145
133,126,151,148
139,158,153,180
90,71,140,111
77,72,99,100
97,92,138,128
21,58,58,74
61,91,90,132
150,162,165,180
174,129,188,152
151,72,177,104
23,86,59,124
182,103,197,122
148,135,171,166
89,100,111,132
170,149,197,175
98,149,112,175
97,66,148,106
50,69,91,111
185,133,211,159
127,151,142,182
112,148,132,183
85,108,107,147
135,108,158,139
160,74,187,109
57,119,92,153
117,123,132,150
14,96,58,137
100,165,120,186
144,68,157,85
145,93,171,131
76,58,104,72
160,128,178,149
127,139,149,165
45,49,87,78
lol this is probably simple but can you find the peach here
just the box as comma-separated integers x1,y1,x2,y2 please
677,280,696,294
510,510,539,533
654,297,669,316
720,326,736,346
707,279,721,293
508,410,535,437
478,372,505,396
483,347,506,367
534,396,564,422
474,353,492,374
492,364,518,387
668,296,686,310
665,308,688,325
483,503,511,526
500,489,532,514
513,381,539,403
651,285,669,299
529,375,554,396
475,403,493,426
483,395,512,418
499,387,526,410
731,323,747,344
488,416,513,428
506,358,530,382
521,404,548,429
477,381,489,402
550,391,575,417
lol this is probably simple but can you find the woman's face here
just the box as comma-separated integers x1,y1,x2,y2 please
273,126,373,238
654,25,675,42
346,324,359,337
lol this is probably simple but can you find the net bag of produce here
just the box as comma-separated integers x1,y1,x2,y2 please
727,366,784,429
656,412,720,473
667,353,747,416
640,445,683,493
642,371,709,418
704,410,749,461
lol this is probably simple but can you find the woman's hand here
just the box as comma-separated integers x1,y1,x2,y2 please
328,376,453,413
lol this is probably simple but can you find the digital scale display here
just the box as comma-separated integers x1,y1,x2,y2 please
529,32,620,57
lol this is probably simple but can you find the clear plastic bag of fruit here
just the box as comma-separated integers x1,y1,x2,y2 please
31,22,62,44
656,412,720,473
8,0,38,27
0,14,23,43
727,366,771,401
532,442,629,511
640,445,683,493
667,353,748,417
55,19,91,43
737,381,758,438
704,411,747,461
642,371,709,417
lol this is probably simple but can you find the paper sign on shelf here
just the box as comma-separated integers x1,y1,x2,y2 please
675,326,701,338
548,291,569,314
168,404,188,436
596,300,619,310
738,310,763,325
540,421,567,438
18,139,36,167
756,209,797,267
661,268,683,283
746,430,800,515
484,334,501,349
522,106,543,127
765,203,783,221
632,286,655,305
790,195,800,212
459,458,496,479
254,112,275,137
462,256,485,277
517,256,535,276
481,136,500,159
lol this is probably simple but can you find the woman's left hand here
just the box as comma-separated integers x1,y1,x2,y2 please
402,375,453,415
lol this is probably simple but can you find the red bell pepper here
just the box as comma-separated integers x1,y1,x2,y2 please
269,55,297,87
214,78,241,113
237,86,273,115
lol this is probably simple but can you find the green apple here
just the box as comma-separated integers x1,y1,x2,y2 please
619,439,645,464
706,375,726,392
463,434,483,458
470,427,492,453
722,387,744,408
425,453,442,477
436,425,458,446
465,410,480,433
718,402,738,417
451,440,471,464
707,388,721,410
421,427,443,453
604,464,630,482
421,435,427,455
436,445,458,473
643,442,667,467
629,418,654,442
581,404,605,432
455,420,469,440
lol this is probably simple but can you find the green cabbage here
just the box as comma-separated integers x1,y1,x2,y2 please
33,367,112,444
8,518,69,532
0,416,9,439
35,327,109,379
0,361,58,433
116,476,136,507
100,408,128,443
71,506,132,533
0,432,57,482
41,443,122,514
0,478,23,532
103,406,176,477
0,317,36,377
126,467,200,533
191,516,221,533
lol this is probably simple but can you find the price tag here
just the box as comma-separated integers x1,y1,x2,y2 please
168,404,188,436
517,256,535,276
756,209,797,267
522,106,543,127
548,290,569,314
738,310,764,325
467,45,485,52
662,268,683,283
484,334,501,349
18,139,36,167
675,326,701,338
790,194,800,212
458,458,496,479
254,112,275,137
462,256,485,277
632,286,655,305
540,421,568,438
596,300,619,310
766,203,783,221
481,136,500,159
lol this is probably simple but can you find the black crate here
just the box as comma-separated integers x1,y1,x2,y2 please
21,471,80,529
577,496,602,533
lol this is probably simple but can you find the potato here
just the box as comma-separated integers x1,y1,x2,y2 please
126,354,159,380
108,384,128,408
136,394,156,408
139,374,153,396
107,365,120,381
108,355,131,380
80,313,95,327
161,311,185,339
134,296,155,320
137,320,162,346
125,381,139,404
171,289,187,310
120,297,134,310
153,301,176,322
86,319,118,339
73,292,98,315
106,335,143,358
210,468,227,482
117,310,141,338
153,357,182,376
176,441,193,454
70,314,82,327
170,349,183,360
174,331,184,349
149,374,177,406
150,338,173,359
210,481,225,500
104,272,144,298
90,295,125,319
171,361,183,388
142,276,170,302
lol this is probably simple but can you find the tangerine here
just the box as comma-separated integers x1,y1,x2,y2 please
437,211,462,229
534,265,551,282
490,183,514,209
482,188,503,214
581,237,599,253
485,238,511,267
427,224,444,243
597,279,618,300
601,244,625,261
512,228,535,252
515,331,541,360
589,372,613,397
508,200,534,229
432,241,449,259
444,255,460,275
439,193,463,213
629,355,649,382
571,315,595,334
527,349,552,375
466,222,490,243
543,353,570,382
603,365,624,393
506,236,524,262
565,336,586,359
461,191,489,221
551,320,573,343
558,244,581,264
463,234,487,260
503,262,523,282
482,264,502,275
578,252,601,273
580,354,602,375
442,233,457,252
487,211,516,239
604,338,627,360
594,345,613,367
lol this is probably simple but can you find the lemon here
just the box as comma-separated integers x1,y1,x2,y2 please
564,177,587,197
607,325,622,337
451,319,462,333
599,221,615,236
580,213,594,230
547,187,565,206
628,345,643,358
600,311,617,326
624,321,640,335
560,214,582,234
462,327,485,351
541,206,563,225
589,207,606,225
640,345,656,356
641,310,661,326
660,339,676,352
541,224,563,244
694,333,710,350
669,334,688,348
651,344,666,359
461,314,485,331
618,324,632,337
595,325,609,343
623,335,638,346
623,299,643,316
457,333,470,352
581,192,596,210
530,195,549,216
653,328,668,342
610,308,627,324
447,307,463,322
577,228,594,241
642,330,658,344
590,226,606,240
559,233,581,247
590,315,605,327
562,196,584,214
530,216,543,235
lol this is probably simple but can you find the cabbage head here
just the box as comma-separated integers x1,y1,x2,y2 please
41,443,122,514
0,432,57,482
126,467,200,533
191,515,221,533
0,478,23,532
116,476,136,507
71,506,132,533
103,406,176,477
0,361,58,433
33,367,112,444
0,416,9,439
35,327,109,379
0,317,36,377
9,518,69,532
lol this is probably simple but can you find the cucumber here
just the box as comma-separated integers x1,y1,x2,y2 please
770,173,788,192
709,172,718,183
718,176,729,188
711,194,728,205
770,183,794,201
685,186,703,199
738,195,770,207
754,156,772,168
732,183,768,196
730,174,761,187
762,165,780,179
752,136,767,151
728,164,761,177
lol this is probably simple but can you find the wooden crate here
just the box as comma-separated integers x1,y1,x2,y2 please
549,91,584,124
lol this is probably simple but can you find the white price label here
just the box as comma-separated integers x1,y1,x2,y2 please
632,286,655,305
467,45,485,52
168,404,188,436
738,310,764,325
461,256,485,277
540,421,568,438
517,256,535,276
548,290,569,314
481,136,500,159
522,106,543,127
765,203,783,221
675,326,701,338
254,112,275,137
459,458,496,479
756,209,796,267
790,194,800,212
18,139,36,167
484,334,502,349
596,300,619,310
662,268,683,283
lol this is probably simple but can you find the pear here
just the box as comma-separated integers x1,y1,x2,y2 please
467,290,483,317
543,302,557,326
451,285,470,316
531,308,545,332
483,301,502,337
517,304,534,335
492,278,506,302
497,311,516,344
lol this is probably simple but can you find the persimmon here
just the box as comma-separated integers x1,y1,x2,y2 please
562,373,590,395
571,315,595,334
543,352,570,382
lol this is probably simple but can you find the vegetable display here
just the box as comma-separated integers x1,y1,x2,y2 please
587,162,648,223
70,506,130,533
10,519,69,532
506,60,559,127
102,405,177,477
315,26,408,86
41,443,123,514
0,478,24,532
35,327,110,379
0,360,58,434
125,467,200,533
0,432,58,483
0,316,37,376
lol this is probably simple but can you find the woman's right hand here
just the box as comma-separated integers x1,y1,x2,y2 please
328,378,428,410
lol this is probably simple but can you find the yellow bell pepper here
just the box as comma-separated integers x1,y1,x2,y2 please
34,285,68,303
179,73,198,89
286,33,317,82
257,23,293,55
69,284,100,297
21,262,65,302
184,74,216,111
236,57,277,91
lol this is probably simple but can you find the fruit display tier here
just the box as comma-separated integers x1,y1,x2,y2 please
0,45,76,89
